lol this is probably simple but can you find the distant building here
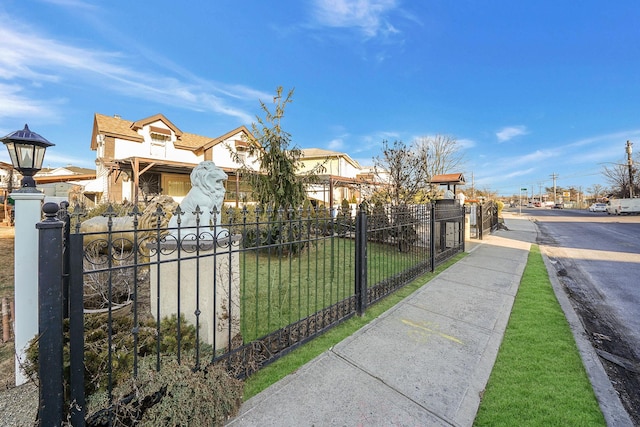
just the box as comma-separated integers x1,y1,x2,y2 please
36,165,97,205
299,148,366,207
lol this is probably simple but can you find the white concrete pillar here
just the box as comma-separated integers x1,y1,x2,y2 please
11,190,44,385
150,237,241,350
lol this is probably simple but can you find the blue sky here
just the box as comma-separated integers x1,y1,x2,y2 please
1,0,640,196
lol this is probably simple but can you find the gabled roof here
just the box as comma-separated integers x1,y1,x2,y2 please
131,113,183,137
301,148,361,169
174,132,215,150
197,125,255,152
92,114,143,149
91,113,256,153
430,173,466,185
40,166,96,176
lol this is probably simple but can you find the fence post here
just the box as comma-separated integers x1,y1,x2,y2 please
59,201,70,319
478,203,484,240
430,203,436,272
355,206,367,316
69,231,86,425
36,202,65,426
461,205,466,252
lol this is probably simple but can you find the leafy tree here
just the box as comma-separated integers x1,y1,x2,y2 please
373,140,429,206
372,135,466,206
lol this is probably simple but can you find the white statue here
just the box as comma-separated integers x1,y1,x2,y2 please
168,161,228,239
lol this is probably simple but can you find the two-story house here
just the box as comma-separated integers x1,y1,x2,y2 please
90,113,260,206
88,113,383,210
299,148,372,208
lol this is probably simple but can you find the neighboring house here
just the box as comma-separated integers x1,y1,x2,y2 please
0,161,20,191
90,113,260,205
357,165,391,202
0,162,97,207
35,166,97,205
0,161,18,224
299,148,371,207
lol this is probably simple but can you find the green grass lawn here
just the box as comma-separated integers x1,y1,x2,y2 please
239,235,426,341
474,245,605,426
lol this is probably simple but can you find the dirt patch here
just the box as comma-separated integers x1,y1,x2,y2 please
0,226,14,299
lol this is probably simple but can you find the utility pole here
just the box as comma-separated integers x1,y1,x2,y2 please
551,173,558,204
538,182,543,204
471,172,475,198
532,183,535,203
626,140,634,198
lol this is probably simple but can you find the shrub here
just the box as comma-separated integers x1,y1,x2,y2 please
24,313,198,397
86,356,243,426
26,312,244,425
368,204,391,243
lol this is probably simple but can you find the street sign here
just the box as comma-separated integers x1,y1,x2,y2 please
563,191,570,198
521,188,527,191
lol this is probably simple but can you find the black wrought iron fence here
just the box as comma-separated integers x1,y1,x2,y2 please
474,201,499,239
35,201,465,425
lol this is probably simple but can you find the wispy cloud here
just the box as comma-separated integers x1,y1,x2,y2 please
38,0,100,11
471,127,639,192
504,167,536,179
0,84,63,121
311,0,401,38
496,125,528,142
567,129,640,149
457,138,476,149
0,12,265,125
512,149,556,165
327,138,344,150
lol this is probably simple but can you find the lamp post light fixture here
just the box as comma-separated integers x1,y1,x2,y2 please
1,124,55,191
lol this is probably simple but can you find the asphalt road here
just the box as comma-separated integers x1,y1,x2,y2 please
512,207,640,423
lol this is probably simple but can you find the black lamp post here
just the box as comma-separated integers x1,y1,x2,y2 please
1,124,55,191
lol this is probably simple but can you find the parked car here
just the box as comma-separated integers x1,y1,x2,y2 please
588,203,607,212
553,203,564,209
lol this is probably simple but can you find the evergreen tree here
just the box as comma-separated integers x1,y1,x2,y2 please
241,87,307,210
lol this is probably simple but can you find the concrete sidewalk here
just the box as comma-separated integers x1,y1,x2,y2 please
226,214,625,426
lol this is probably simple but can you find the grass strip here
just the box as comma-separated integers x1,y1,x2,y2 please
242,253,465,400
474,245,605,426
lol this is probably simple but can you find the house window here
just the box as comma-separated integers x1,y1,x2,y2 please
150,134,169,157
97,138,105,158
234,139,249,163
224,178,254,203
162,173,191,198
